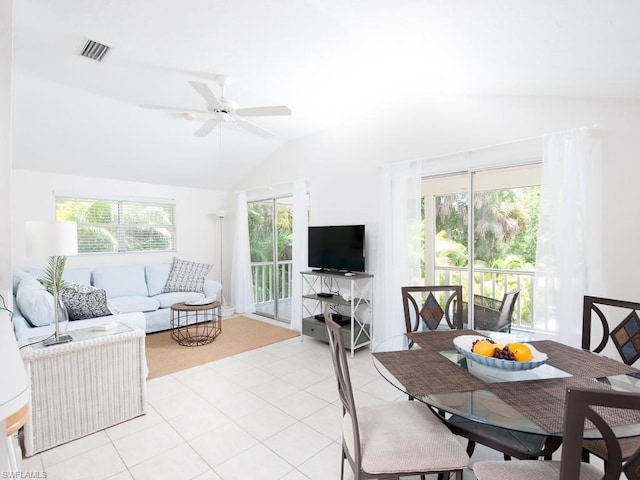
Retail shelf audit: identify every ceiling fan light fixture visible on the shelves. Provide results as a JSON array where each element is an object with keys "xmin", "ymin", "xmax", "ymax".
[
  {"xmin": 142, "ymin": 75, "xmax": 290, "ymax": 139},
  {"xmin": 221, "ymin": 98, "xmax": 239, "ymax": 111}
]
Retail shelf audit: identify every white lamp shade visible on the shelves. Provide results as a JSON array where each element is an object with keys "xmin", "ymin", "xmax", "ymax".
[
  {"xmin": 216, "ymin": 209, "xmax": 228, "ymax": 219},
  {"xmin": 26, "ymin": 221, "xmax": 78, "ymax": 257}
]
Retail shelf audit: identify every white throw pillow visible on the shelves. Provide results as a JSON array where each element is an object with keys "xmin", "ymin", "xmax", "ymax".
[
  {"xmin": 162, "ymin": 257, "xmax": 212, "ymax": 293},
  {"xmin": 15, "ymin": 276, "xmax": 54, "ymax": 327}
]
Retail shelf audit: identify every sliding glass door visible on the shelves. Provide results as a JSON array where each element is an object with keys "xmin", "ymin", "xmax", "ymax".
[
  {"xmin": 423, "ymin": 164, "xmax": 541, "ymax": 330},
  {"xmin": 247, "ymin": 197, "xmax": 294, "ymax": 323}
]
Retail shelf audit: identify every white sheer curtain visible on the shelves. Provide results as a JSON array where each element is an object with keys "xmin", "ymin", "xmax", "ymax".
[
  {"xmin": 290, "ymin": 180, "xmax": 308, "ymax": 331},
  {"xmin": 373, "ymin": 161, "xmax": 422, "ymax": 347},
  {"xmin": 231, "ymin": 191, "xmax": 256, "ymax": 314},
  {"xmin": 534, "ymin": 127, "xmax": 603, "ymax": 346}
]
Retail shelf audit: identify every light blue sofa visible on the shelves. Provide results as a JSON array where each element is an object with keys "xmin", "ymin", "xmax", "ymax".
[{"xmin": 12, "ymin": 263, "xmax": 222, "ymax": 340}]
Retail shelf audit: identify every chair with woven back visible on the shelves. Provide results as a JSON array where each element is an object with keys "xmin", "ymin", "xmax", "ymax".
[
  {"xmin": 323, "ymin": 307, "xmax": 469, "ymax": 480},
  {"xmin": 401, "ymin": 285, "xmax": 561, "ymax": 461},
  {"xmin": 581, "ymin": 295, "xmax": 640, "ymax": 466},
  {"xmin": 473, "ymin": 387, "xmax": 640, "ymax": 479}
]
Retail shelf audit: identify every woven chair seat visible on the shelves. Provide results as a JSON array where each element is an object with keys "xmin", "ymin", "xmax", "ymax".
[
  {"xmin": 342, "ymin": 401, "xmax": 469, "ymax": 475},
  {"xmin": 473, "ymin": 459, "xmax": 603, "ymax": 480},
  {"xmin": 583, "ymin": 435, "xmax": 640, "ymax": 461}
]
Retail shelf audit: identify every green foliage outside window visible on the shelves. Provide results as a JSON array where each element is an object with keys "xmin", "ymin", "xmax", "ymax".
[
  {"xmin": 248, "ymin": 200, "xmax": 294, "ymax": 302},
  {"xmin": 434, "ymin": 187, "xmax": 540, "ymax": 325},
  {"xmin": 56, "ymin": 197, "xmax": 175, "ymax": 254},
  {"xmin": 435, "ymin": 187, "xmax": 539, "ymax": 268}
]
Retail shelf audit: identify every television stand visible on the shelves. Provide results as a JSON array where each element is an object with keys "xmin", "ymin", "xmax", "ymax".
[{"xmin": 300, "ymin": 270, "xmax": 373, "ymax": 357}]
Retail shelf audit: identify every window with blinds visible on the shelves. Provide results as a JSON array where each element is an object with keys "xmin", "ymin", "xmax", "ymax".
[{"xmin": 55, "ymin": 195, "xmax": 176, "ymax": 254}]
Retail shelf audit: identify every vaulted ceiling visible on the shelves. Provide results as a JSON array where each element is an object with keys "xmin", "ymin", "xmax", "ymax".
[{"xmin": 11, "ymin": 0, "xmax": 640, "ymax": 189}]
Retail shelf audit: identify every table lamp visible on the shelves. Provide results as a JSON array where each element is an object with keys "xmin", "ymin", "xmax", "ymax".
[{"xmin": 25, "ymin": 220, "xmax": 78, "ymax": 346}]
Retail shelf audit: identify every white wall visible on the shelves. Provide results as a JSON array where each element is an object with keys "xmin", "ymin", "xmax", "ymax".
[
  {"xmin": 12, "ymin": 169, "xmax": 229, "ymax": 286},
  {"xmin": 236, "ymin": 95, "xmax": 640, "ymax": 304},
  {"xmin": 0, "ymin": 0, "xmax": 13, "ymax": 297}
]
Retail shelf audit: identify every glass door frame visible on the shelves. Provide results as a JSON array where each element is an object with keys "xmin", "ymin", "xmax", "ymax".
[{"xmin": 248, "ymin": 195, "xmax": 294, "ymax": 323}]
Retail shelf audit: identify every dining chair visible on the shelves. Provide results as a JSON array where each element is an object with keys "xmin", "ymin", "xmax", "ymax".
[
  {"xmin": 324, "ymin": 309, "xmax": 469, "ymax": 480},
  {"xmin": 581, "ymin": 295, "xmax": 640, "ymax": 465},
  {"xmin": 473, "ymin": 289, "xmax": 520, "ymax": 333},
  {"xmin": 401, "ymin": 285, "xmax": 463, "ymax": 333},
  {"xmin": 473, "ymin": 387, "xmax": 640, "ymax": 480},
  {"xmin": 401, "ymin": 285, "xmax": 561, "ymax": 461}
]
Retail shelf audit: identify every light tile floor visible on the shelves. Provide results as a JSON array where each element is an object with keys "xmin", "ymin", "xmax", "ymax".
[{"xmin": 17, "ymin": 315, "xmax": 507, "ymax": 480}]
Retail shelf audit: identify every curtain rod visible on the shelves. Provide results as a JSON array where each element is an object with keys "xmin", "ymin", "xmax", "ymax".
[{"xmin": 382, "ymin": 124, "xmax": 599, "ymax": 167}]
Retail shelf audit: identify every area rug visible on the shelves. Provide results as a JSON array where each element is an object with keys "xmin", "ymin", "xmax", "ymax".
[{"xmin": 145, "ymin": 316, "xmax": 299, "ymax": 379}]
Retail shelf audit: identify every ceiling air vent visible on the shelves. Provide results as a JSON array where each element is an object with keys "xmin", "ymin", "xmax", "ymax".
[{"xmin": 80, "ymin": 39, "xmax": 111, "ymax": 62}]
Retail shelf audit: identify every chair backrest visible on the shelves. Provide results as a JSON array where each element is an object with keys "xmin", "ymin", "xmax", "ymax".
[
  {"xmin": 497, "ymin": 289, "xmax": 520, "ymax": 332},
  {"xmin": 472, "ymin": 290, "xmax": 520, "ymax": 332},
  {"xmin": 582, "ymin": 296, "xmax": 640, "ymax": 366},
  {"xmin": 401, "ymin": 285, "xmax": 463, "ymax": 333},
  {"xmin": 324, "ymin": 307, "xmax": 362, "ymax": 468},
  {"xmin": 559, "ymin": 387, "xmax": 640, "ymax": 479}
]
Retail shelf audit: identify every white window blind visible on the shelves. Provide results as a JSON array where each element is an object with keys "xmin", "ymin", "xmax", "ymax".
[{"xmin": 55, "ymin": 196, "xmax": 176, "ymax": 254}]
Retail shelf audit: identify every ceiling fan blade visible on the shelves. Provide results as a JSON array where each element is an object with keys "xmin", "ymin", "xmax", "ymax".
[
  {"xmin": 236, "ymin": 106, "xmax": 292, "ymax": 117},
  {"xmin": 236, "ymin": 118, "xmax": 274, "ymax": 138},
  {"xmin": 188, "ymin": 81, "xmax": 223, "ymax": 110},
  {"xmin": 140, "ymin": 104, "xmax": 208, "ymax": 114},
  {"xmin": 193, "ymin": 118, "xmax": 221, "ymax": 137}
]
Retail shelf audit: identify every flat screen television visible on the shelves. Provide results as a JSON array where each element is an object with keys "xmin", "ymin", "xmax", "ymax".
[{"xmin": 308, "ymin": 225, "xmax": 365, "ymax": 273}]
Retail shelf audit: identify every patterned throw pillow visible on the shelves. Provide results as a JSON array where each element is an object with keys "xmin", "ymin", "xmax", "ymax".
[
  {"xmin": 61, "ymin": 283, "xmax": 114, "ymax": 320},
  {"xmin": 162, "ymin": 257, "xmax": 212, "ymax": 293}
]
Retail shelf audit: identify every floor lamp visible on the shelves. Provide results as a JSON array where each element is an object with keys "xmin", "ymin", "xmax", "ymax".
[
  {"xmin": 216, "ymin": 209, "xmax": 228, "ymax": 308},
  {"xmin": 25, "ymin": 220, "xmax": 78, "ymax": 346}
]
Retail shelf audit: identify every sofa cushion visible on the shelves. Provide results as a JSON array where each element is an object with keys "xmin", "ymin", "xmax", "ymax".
[
  {"xmin": 145, "ymin": 263, "xmax": 172, "ymax": 297},
  {"xmin": 162, "ymin": 257, "xmax": 212, "ymax": 293},
  {"xmin": 13, "ymin": 270, "xmax": 31, "ymax": 295},
  {"xmin": 109, "ymin": 296, "xmax": 160, "ymax": 313},
  {"xmin": 63, "ymin": 268, "xmax": 93, "ymax": 285},
  {"xmin": 152, "ymin": 292, "xmax": 205, "ymax": 309},
  {"xmin": 15, "ymin": 276, "xmax": 53, "ymax": 327},
  {"xmin": 93, "ymin": 265, "xmax": 149, "ymax": 298},
  {"xmin": 61, "ymin": 283, "xmax": 115, "ymax": 320},
  {"xmin": 27, "ymin": 267, "xmax": 93, "ymax": 286}
]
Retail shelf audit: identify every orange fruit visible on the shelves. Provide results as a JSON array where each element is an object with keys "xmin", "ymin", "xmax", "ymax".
[
  {"xmin": 472, "ymin": 340, "xmax": 497, "ymax": 357},
  {"xmin": 508, "ymin": 343, "xmax": 532, "ymax": 362}
]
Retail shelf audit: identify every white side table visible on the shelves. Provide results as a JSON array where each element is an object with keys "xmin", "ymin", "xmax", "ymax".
[{"xmin": 20, "ymin": 323, "xmax": 147, "ymax": 456}]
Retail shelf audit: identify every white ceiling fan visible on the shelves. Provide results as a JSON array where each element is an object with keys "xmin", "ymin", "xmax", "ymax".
[{"xmin": 140, "ymin": 75, "xmax": 291, "ymax": 138}]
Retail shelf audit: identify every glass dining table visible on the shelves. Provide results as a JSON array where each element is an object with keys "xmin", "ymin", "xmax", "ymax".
[{"xmin": 372, "ymin": 329, "xmax": 640, "ymax": 440}]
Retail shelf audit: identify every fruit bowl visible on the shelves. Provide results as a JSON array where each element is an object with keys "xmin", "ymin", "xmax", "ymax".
[{"xmin": 453, "ymin": 335, "xmax": 548, "ymax": 371}]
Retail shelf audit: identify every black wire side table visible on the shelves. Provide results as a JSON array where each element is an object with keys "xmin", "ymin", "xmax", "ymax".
[{"xmin": 170, "ymin": 301, "xmax": 222, "ymax": 346}]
